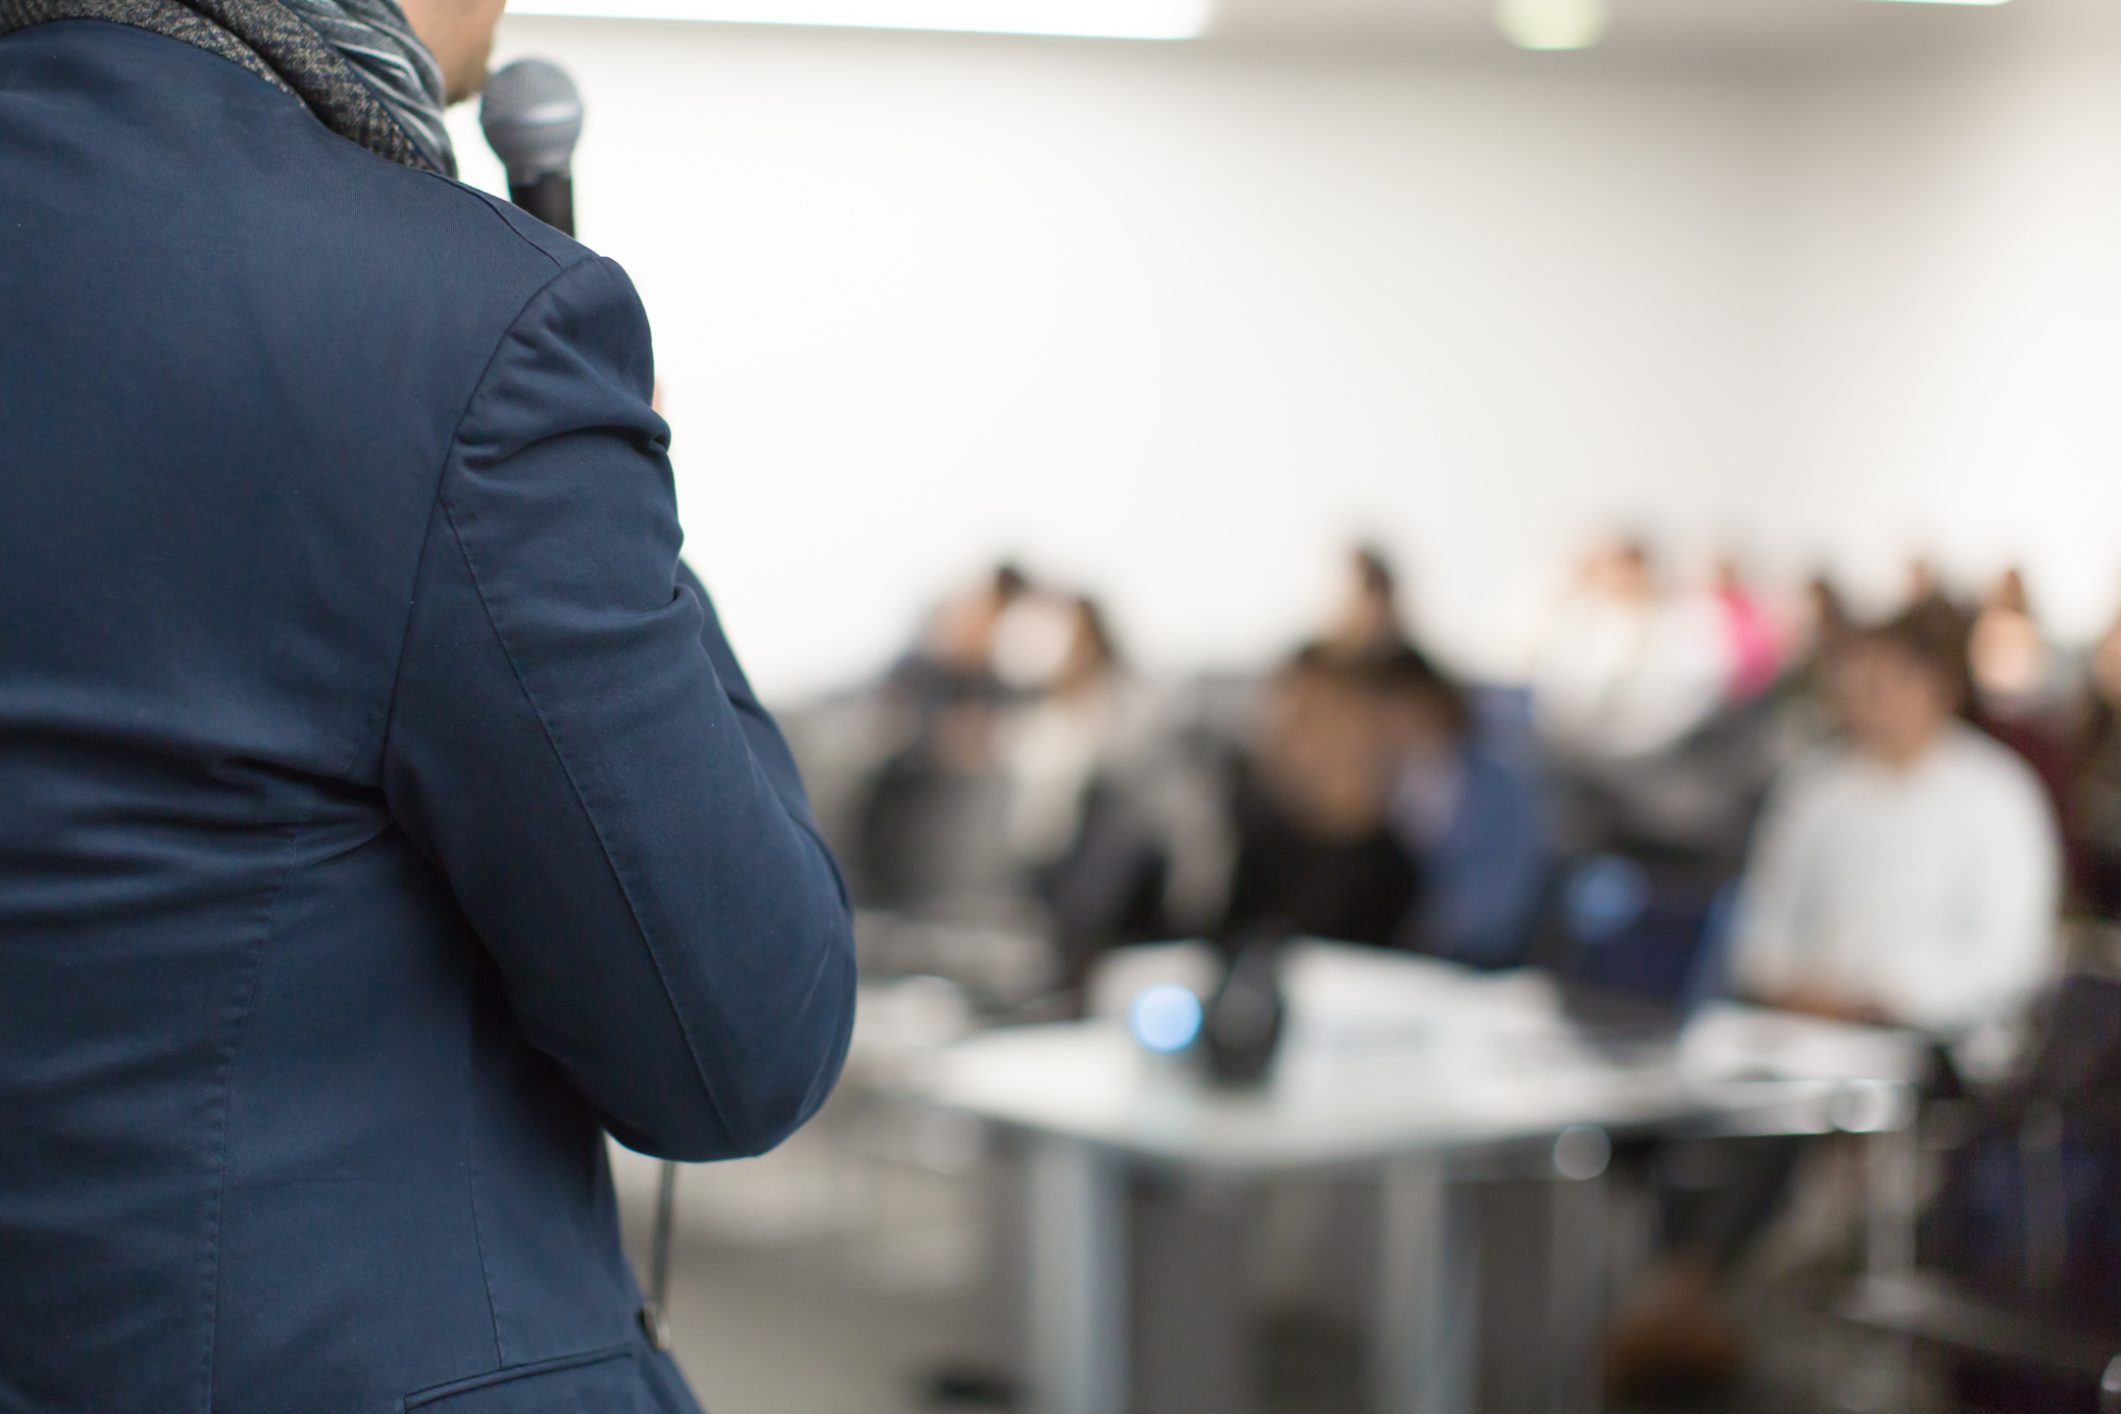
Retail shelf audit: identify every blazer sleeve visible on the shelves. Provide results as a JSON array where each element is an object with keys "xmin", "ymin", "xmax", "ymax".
[{"xmin": 381, "ymin": 255, "xmax": 856, "ymax": 1162}]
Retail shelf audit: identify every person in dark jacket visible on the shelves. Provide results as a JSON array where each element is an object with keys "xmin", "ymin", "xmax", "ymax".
[
  {"xmin": 1369, "ymin": 647, "xmax": 1551, "ymax": 968},
  {"xmin": 0, "ymin": 2, "xmax": 857, "ymax": 1410},
  {"xmin": 1221, "ymin": 647, "xmax": 1421, "ymax": 948}
]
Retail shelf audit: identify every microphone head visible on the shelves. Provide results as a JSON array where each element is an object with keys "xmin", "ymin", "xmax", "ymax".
[{"xmin": 480, "ymin": 59, "xmax": 583, "ymax": 183}]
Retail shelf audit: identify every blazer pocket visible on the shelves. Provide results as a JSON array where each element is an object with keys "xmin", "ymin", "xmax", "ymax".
[{"xmin": 403, "ymin": 1343, "xmax": 647, "ymax": 1412}]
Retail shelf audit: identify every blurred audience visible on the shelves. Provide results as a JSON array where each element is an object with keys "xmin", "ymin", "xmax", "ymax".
[
  {"xmin": 1528, "ymin": 537, "xmax": 1729, "ymax": 761},
  {"xmin": 1610, "ymin": 608, "xmax": 2064, "ymax": 1399},
  {"xmin": 1785, "ymin": 572, "xmax": 1851, "ymax": 682},
  {"xmin": 1371, "ymin": 646, "xmax": 1550, "ymax": 968},
  {"xmin": 1798, "ymin": 572, "xmax": 1852, "ymax": 656},
  {"xmin": 998, "ymin": 594, "xmax": 1145, "ymax": 871},
  {"xmin": 1709, "ymin": 555, "xmax": 1784, "ymax": 701},
  {"xmin": 996, "ymin": 593, "xmax": 1238, "ymax": 974},
  {"xmin": 2068, "ymin": 609, "xmax": 2121, "ymax": 922},
  {"xmin": 1529, "ymin": 538, "xmax": 1784, "ymax": 867},
  {"xmin": 1733, "ymin": 610, "xmax": 2062, "ymax": 1053},
  {"xmin": 1762, "ymin": 572, "xmax": 1853, "ymax": 737},
  {"xmin": 1969, "ymin": 567, "xmax": 2055, "ymax": 709},
  {"xmin": 1968, "ymin": 566, "xmax": 2076, "ymax": 820},
  {"xmin": 857, "ymin": 563, "xmax": 1035, "ymax": 907},
  {"xmin": 809, "ymin": 534, "xmax": 2115, "ymax": 1407},
  {"xmin": 1320, "ymin": 542, "xmax": 1415, "ymax": 662},
  {"xmin": 879, "ymin": 558, "xmax": 1036, "ymax": 780},
  {"xmin": 896, "ymin": 560, "xmax": 1032, "ymax": 716},
  {"xmin": 1219, "ymin": 646, "xmax": 1420, "ymax": 948},
  {"xmin": 839, "ymin": 540, "xmax": 2119, "ymax": 982},
  {"xmin": 1900, "ymin": 553, "xmax": 1975, "ymax": 655}
]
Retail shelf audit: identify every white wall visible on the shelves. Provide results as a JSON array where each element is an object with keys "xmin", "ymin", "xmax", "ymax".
[
  {"xmin": 1767, "ymin": 1, "xmax": 2121, "ymax": 642},
  {"xmin": 448, "ymin": 23, "xmax": 1781, "ymax": 692},
  {"xmin": 443, "ymin": 6, "xmax": 2121, "ymax": 696}
]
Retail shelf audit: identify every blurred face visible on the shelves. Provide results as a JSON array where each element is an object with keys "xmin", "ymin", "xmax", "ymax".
[
  {"xmin": 1583, "ymin": 542, "xmax": 1653, "ymax": 600},
  {"xmin": 1333, "ymin": 557, "xmax": 1398, "ymax": 650},
  {"xmin": 1262, "ymin": 668, "xmax": 1339, "ymax": 769},
  {"xmin": 2094, "ymin": 621, "xmax": 2121, "ymax": 707},
  {"xmin": 1260, "ymin": 668, "xmax": 1390, "ymax": 835},
  {"xmin": 1055, "ymin": 607, "xmax": 1113, "ymax": 691},
  {"xmin": 400, "ymin": 0, "xmax": 509, "ymax": 103},
  {"xmin": 930, "ymin": 597, "xmax": 998, "ymax": 670},
  {"xmin": 1377, "ymin": 688, "xmax": 1454, "ymax": 764},
  {"xmin": 1831, "ymin": 638, "xmax": 1951, "ymax": 764}
]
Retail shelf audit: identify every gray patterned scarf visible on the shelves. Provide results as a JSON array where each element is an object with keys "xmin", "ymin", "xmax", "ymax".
[{"xmin": 0, "ymin": 0, "xmax": 456, "ymax": 175}]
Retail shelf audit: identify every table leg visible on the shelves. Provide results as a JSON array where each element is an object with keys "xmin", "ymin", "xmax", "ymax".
[
  {"xmin": 1373, "ymin": 1157, "xmax": 1478, "ymax": 1414},
  {"xmin": 1863, "ymin": 1119, "xmax": 1919, "ymax": 1278},
  {"xmin": 1546, "ymin": 1128, "xmax": 1611, "ymax": 1414},
  {"xmin": 1026, "ymin": 1134, "xmax": 1128, "ymax": 1414},
  {"xmin": 1856, "ymin": 1109, "xmax": 1921, "ymax": 1411},
  {"xmin": 1132, "ymin": 1178, "xmax": 1254, "ymax": 1414}
]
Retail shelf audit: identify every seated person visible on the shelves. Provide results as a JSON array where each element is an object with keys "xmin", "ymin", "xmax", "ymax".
[
  {"xmin": 1369, "ymin": 647, "xmax": 1550, "ymax": 968},
  {"xmin": 1000, "ymin": 596, "xmax": 1190, "ymax": 989},
  {"xmin": 887, "ymin": 560, "xmax": 1036, "ymax": 726},
  {"xmin": 1319, "ymin": 542, "xmax": 1416, "ymax": 663},
  {"xmin": 2069, "ymin": 608, "xmax": 2121, "ymax": 920},
  {"xmin": 857, "ymin": 563, "xmax": 1036, "ymax": 903},
  {"xmin": 1528, "ymin": 536, "xmax": 1729, "ymax": 762},
  {"xmin": 1000, "ymin": 594, "xmax": 1141, "ymax": 872},
  {"xmin": 1732, "ymin": 610, "xmax": 2062, "ymax": 1048},
  {"xmin": 1766, "ymin": 572, "xmax": 1851, "ymax": 729},
  {"xmin": 1969, "ymin": 566, "xmax": 2073, "ymax": 819},
  {"xmin": 1899, "ymin": 552, "xmax": 1974, "ymax": 653},
  {"xmin": 1609, "ymin": 610, "xmax": 2063, "ymax": 1397},
  {"xmin": 1710, "ymin": 555, "xmax": 1784, "ymax": 702},
  {"xmin": 1221, "ymin": 647, "xmax": 1420, "ymax": 948}
]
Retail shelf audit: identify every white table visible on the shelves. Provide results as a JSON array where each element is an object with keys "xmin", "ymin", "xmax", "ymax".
[{"xmin": 901, "ymin": 942, "xmax": 1928, "ymax": 1414}]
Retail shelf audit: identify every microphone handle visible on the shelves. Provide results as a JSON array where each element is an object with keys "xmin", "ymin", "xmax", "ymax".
[{"xmin": 507, "ymin": 172, "xmax": 576, "ymax": 237}]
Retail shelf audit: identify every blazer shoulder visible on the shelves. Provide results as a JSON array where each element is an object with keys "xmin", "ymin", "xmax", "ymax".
[{"xmin": 401, "ymin": 170, "xmax": 599, "ymax": 278}]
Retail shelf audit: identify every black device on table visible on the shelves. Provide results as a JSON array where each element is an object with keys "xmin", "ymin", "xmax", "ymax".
[{"xmin": 1199, "ymin": 925, "xmax": 1292, "ymax": 1086}]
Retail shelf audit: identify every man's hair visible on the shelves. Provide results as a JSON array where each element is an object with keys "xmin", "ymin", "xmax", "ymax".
[
  {"xmin": 1361, "ymin": 643, "xmax": 1473, "ymax": 738},
  {"xmin": 1843, "ymin": 608, "xmax": 1972, "ymax": 710},
  {"xmin": 990, "ymin": 561, "xmax": 1031, "ymax": 601},
  {"xmin": 1282, "ymin": 639, "xmax": 1359, "ymax": 678},
  {"xmin": 1278, "ymin": 640, "xmax": 1379, "ymax": 699},
  {"xmin": 1071, "ymin": 595, "xmax": 1122, "ymax": 672},
  {"xmin": 1352, "ymin": 544, "xmax": 1398, "ymax": 599}
]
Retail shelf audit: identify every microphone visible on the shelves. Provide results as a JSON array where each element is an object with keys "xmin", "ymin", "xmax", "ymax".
[{"xmin": 480, "ymin": 59, "xmax": 584, "ymax": 237}]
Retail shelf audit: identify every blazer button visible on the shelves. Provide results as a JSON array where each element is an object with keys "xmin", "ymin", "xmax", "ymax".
[{"xmin": 639, "ymin": 1300, "xmax": 673, "ymax": 1352}]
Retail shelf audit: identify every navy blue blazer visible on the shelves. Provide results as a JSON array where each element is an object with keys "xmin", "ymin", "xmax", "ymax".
[
  {"xmin": 0, "ymin": 20, "xmax": 857, "ymax": 1412},
  {"xmin": 1394, "ymin": 744, "xmax": 1551, "ymax": 970}
]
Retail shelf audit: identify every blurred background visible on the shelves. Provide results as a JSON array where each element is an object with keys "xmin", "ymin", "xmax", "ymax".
[{"xmin": 443, "ymin": 3, "xmax": 2121, "ymax": 1411}]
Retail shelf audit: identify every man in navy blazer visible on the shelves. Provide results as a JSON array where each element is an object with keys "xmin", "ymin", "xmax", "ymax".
[{"xmin": 0, "ymin": 0, "xmax": 857, "ymax": 1407}]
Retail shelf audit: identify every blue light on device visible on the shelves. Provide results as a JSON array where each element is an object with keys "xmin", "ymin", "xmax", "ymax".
[{"xmin": 1129, "ymin": 984, "xmax": 1204, "ymax": 1055}]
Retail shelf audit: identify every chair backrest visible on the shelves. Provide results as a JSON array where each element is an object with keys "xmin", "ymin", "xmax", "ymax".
[
  {"xmin": 1553, "ymin": 854, "xmax": 1737, "ymax": 1015},
  {"xmin": 1923, "ymin": 971, "xmax": 2121, "ymax": 1325},
  {"xmin": 2023, "ymin": 973, "xmax": 2121, "ymax": 1106}
]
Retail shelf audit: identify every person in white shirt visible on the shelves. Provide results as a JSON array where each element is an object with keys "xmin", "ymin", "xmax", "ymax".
[
  {"xmin": 1529, "ymin": 537, "xmax": 1732, "ymax": 761},
  {"xmin": 1608, "ymin": 610, "xmax": 2064, "ymax": 1400},
  {"xmin": 1732, "ymin": 613, "xmax": 2063, "ymax": 1049}
]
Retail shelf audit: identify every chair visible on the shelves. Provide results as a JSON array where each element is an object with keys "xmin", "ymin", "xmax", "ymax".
[
  {"xmin": 1841, "ymin": 973, "xmax": 2121, "ymax": 1412},
  {"xmin": 1842, "ymin": 1271, "xmax": 2121, "ymax": 1410}
]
